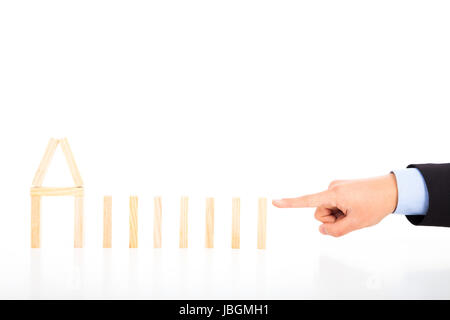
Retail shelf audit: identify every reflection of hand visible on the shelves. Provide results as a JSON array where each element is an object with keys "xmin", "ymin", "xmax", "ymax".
[{"xmin": 272, "ymin": 174, "xmax": 398, "ymax": 237}]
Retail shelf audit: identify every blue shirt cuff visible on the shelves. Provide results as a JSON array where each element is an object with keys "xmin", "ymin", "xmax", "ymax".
[{"xmin": 392, "ymin": 168, "xmax": 429, "ymax": 215}]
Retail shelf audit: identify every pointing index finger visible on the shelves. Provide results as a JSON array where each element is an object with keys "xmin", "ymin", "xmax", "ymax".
[{"xmin": 272, "ymin": 190, "xmax": 334, "ymax": 208}]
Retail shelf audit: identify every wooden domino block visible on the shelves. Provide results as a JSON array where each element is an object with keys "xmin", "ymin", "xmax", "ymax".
[
  {"xmin": 32, "ymin": 138, "xmax": 59, "ymax": 187},
  {"xmin": 74, "ymin": 196, "xmax": 84, "ymax": 248},
  {"xmin": 103, "ymin": 196, "xmax": 112, "ymax": 248},
  {"xmin": 232, "ymin": 197, "xmax": 240, "ymax": 249},
  {"xmin": 60, "ymin": 137, "xmax": 84, "ymax": 186},
  {"xmin": 31, "ymin": 196, "xmax": 41, "ymax": 248},
  {"xmin": 257, "ymin": 197, "xmax": 267, "ymax": 250},
  {"xmin": 30, "ymin": 138, "xmax": 84, "ymax": 248},
  {"xmin": 30, "ymin": 187, "xmax": 84, "ymax": 197},
  {"xmin": 179, "ymin": 197, "xmax": 188, "ymax": 248},
  {"xmin": 153, "ymin": 196, "xmax": 162, "ymax": 248},
  {"xmin": 129, "ymin": 196, "xmax": 138, "ymax": 248},
  {"xmin": 205, "ymin": 197, "xmax": 214, "ymax": 248}
]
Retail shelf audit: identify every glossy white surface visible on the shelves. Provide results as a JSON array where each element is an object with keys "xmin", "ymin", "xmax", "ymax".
[{"xmin": 2, "ymin": 241, "xmax": 450, "ymax": 299}]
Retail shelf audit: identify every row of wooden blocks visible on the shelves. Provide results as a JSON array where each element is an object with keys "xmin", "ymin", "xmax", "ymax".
[
  {"xmin": 107, "ymin": 196, "xmax": 267, "ymax": 249},
  {"xmin": 30, "ymin": 138, "xmax": 268, "ymax": 249}
]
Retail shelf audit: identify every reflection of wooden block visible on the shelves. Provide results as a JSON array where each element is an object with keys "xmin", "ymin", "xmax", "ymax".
[
  {"xmin": 60, "ymin": 138, "xmax": 84, "ymax": 186},
  {"xmin": 103, "ymin": 196, "xmax": 112, "ymax": 248},
  {"xmin": 153, "ymin": 197, "xmax": 162, "ymax": 248},
  {"xmin": 74, "ymin": 196, "xmax": 84, "ymax": 248},
  {"xmin": 257, "ymin": 198, "xmax": 267, "ymax": 250},
  {"xmin": 32, "ymin": 138, "xmax": 59, "ymax": 187},
  {"xmin": 205, "ymin": 198, "xmax": 214, "ymax": 248},
  {"xmin": 31, "ymin": 196, "xmax": 41, "ymax": 248},
  {"xmin": 129, "ymin": 196, "xmax": 138, "ymax": 248},
  {"xmin": 179, "ymin": 197, "xmax": 188, "ymax": 248},
  {"xmin": 232, "ymin": 197, "xmax": 240, "ymax": 249}
]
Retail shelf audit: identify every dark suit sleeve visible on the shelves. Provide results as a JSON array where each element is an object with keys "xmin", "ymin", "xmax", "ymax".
[{"xmin": 405, "ymin": 163, "xmax": 450, "ymax": 227}]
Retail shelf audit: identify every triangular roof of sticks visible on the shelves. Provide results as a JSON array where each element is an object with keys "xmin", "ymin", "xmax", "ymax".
[{"xmin": 32, "ymin": 138, "xmax": 84, "ymax": 187}]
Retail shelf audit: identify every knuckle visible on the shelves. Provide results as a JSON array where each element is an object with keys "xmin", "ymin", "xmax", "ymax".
[
  {"xmin": 330, "ymin": 185, "xmax": 345, "ymax": 201},
  {"xmin": 328, "ymin": 180, "xmax": 339, "ymax": 189},
  {"xmin": 326, "ymin": 187, "xmax": 342, "ymax": 207},
  {"xmin": 314, "ymin": 210, "xmax": 320, "ymax": 220},
  {"xmin": 331, "ymin": 230, "xmax": 343, "ymax": 237},
  {"xmin": 332, "ymin": 184, "xmax": 344, "ymax": 193}
]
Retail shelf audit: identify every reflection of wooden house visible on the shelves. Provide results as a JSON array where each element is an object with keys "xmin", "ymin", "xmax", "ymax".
[{"xmin": 30, "ymin": 138, "xmax": 84, "ymax": 248}]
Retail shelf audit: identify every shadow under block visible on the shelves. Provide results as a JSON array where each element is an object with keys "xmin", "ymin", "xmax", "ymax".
[
  {"xmin": 257, "ymin": 197, "xmax": 267, "ymax": 250},
  {"xmin": 232, "ymin": 197, "xmax": 240, "ymax": 249},
  {"xmin": 129, "ymin": 196, "xmax": 138, "ymax": 248},
  {"xmin": 31, "ymin": 196, "xmax": 41, "ymax": 248},
  {"xmin": 179, "ymin": 197, "xmax": 188, "ymax": 248},
  {"xmin": 205, "ymin": 198, "xmax": 214, "ymax": 248},
  {"xmin": 103, "ymin": 196, "xmax": 112, "ymax": 248},
  {"xmin": 153, "ymin": 197, "xmax": 162, "ymax": 248}
]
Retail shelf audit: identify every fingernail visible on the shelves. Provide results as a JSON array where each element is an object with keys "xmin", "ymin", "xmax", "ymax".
[{"xmin": 319, "ymin": 225, "xmax": 328, "ymax": 235}]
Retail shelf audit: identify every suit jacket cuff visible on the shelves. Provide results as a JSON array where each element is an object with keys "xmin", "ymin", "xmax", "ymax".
[{"xmin": 406, "ymin": 163, "xmax": 450, "ymax": 227}]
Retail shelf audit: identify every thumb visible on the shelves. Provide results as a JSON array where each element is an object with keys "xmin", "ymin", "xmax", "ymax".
[{"xmin": 319, "ymin": 218, "xmax": 355, "ymax": 237}]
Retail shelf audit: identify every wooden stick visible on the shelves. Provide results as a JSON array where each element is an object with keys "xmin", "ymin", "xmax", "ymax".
[
  {"xmin": 32, "ymin": 138, "xmax": 59, "ymax": 187},
  {"xmin": 257, "ymin": 197, "xmax": 267, "ymax": 250},
  {"xmin": 129, "ymin": 196, "xmax": 138, "ymax": 248},
  {"xmin": 232, "ymin": 197, "xmax": 240, "ymax": 249},
  {"xmin": 30, "ymin": 187, "xmax": 84, "ymax": 197},
  {"xmin": 31, "ymin": 196, "xmax": 41, "ymax": 248},
  {"xmin": 205, "ymin": 197, "xmax": 214, "ymax": 248},
  {"xmin": 74, "ymin": 196, "xmax": 84, "ymax": 248},
  {"xmin": 179, "ymin": 196, "xmax": 188, "ymax": 248},
  {"xmin": 60, "ymin": 138, "xmax": 84, "ymax": 186},
  {"xmin": 103, "ymin": 196, "xmax": 112, "ymax": 248},
  {"xmin": 153, "ymin": 196, "xmax": 162, "ymax": 248}
]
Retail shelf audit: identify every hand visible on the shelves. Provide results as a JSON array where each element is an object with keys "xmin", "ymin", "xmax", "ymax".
[{"xmin": 272, "ymin": 174, "xmax": 398, "ymax": 237}]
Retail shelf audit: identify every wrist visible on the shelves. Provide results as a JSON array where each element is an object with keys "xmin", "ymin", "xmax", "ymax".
[{"xmin": 385, "ymin": 173, "xmax": 398, "ymax": 214}]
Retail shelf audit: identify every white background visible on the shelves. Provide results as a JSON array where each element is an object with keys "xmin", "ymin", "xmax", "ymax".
[{"xmin": 1, "ymin": 0, "xmax": 450, "ymax": 299}]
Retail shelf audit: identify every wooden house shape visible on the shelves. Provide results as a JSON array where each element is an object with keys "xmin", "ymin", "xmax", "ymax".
[{"xmin": 30, "ymin": 138, "xmax": 84, "ymax": 248}]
